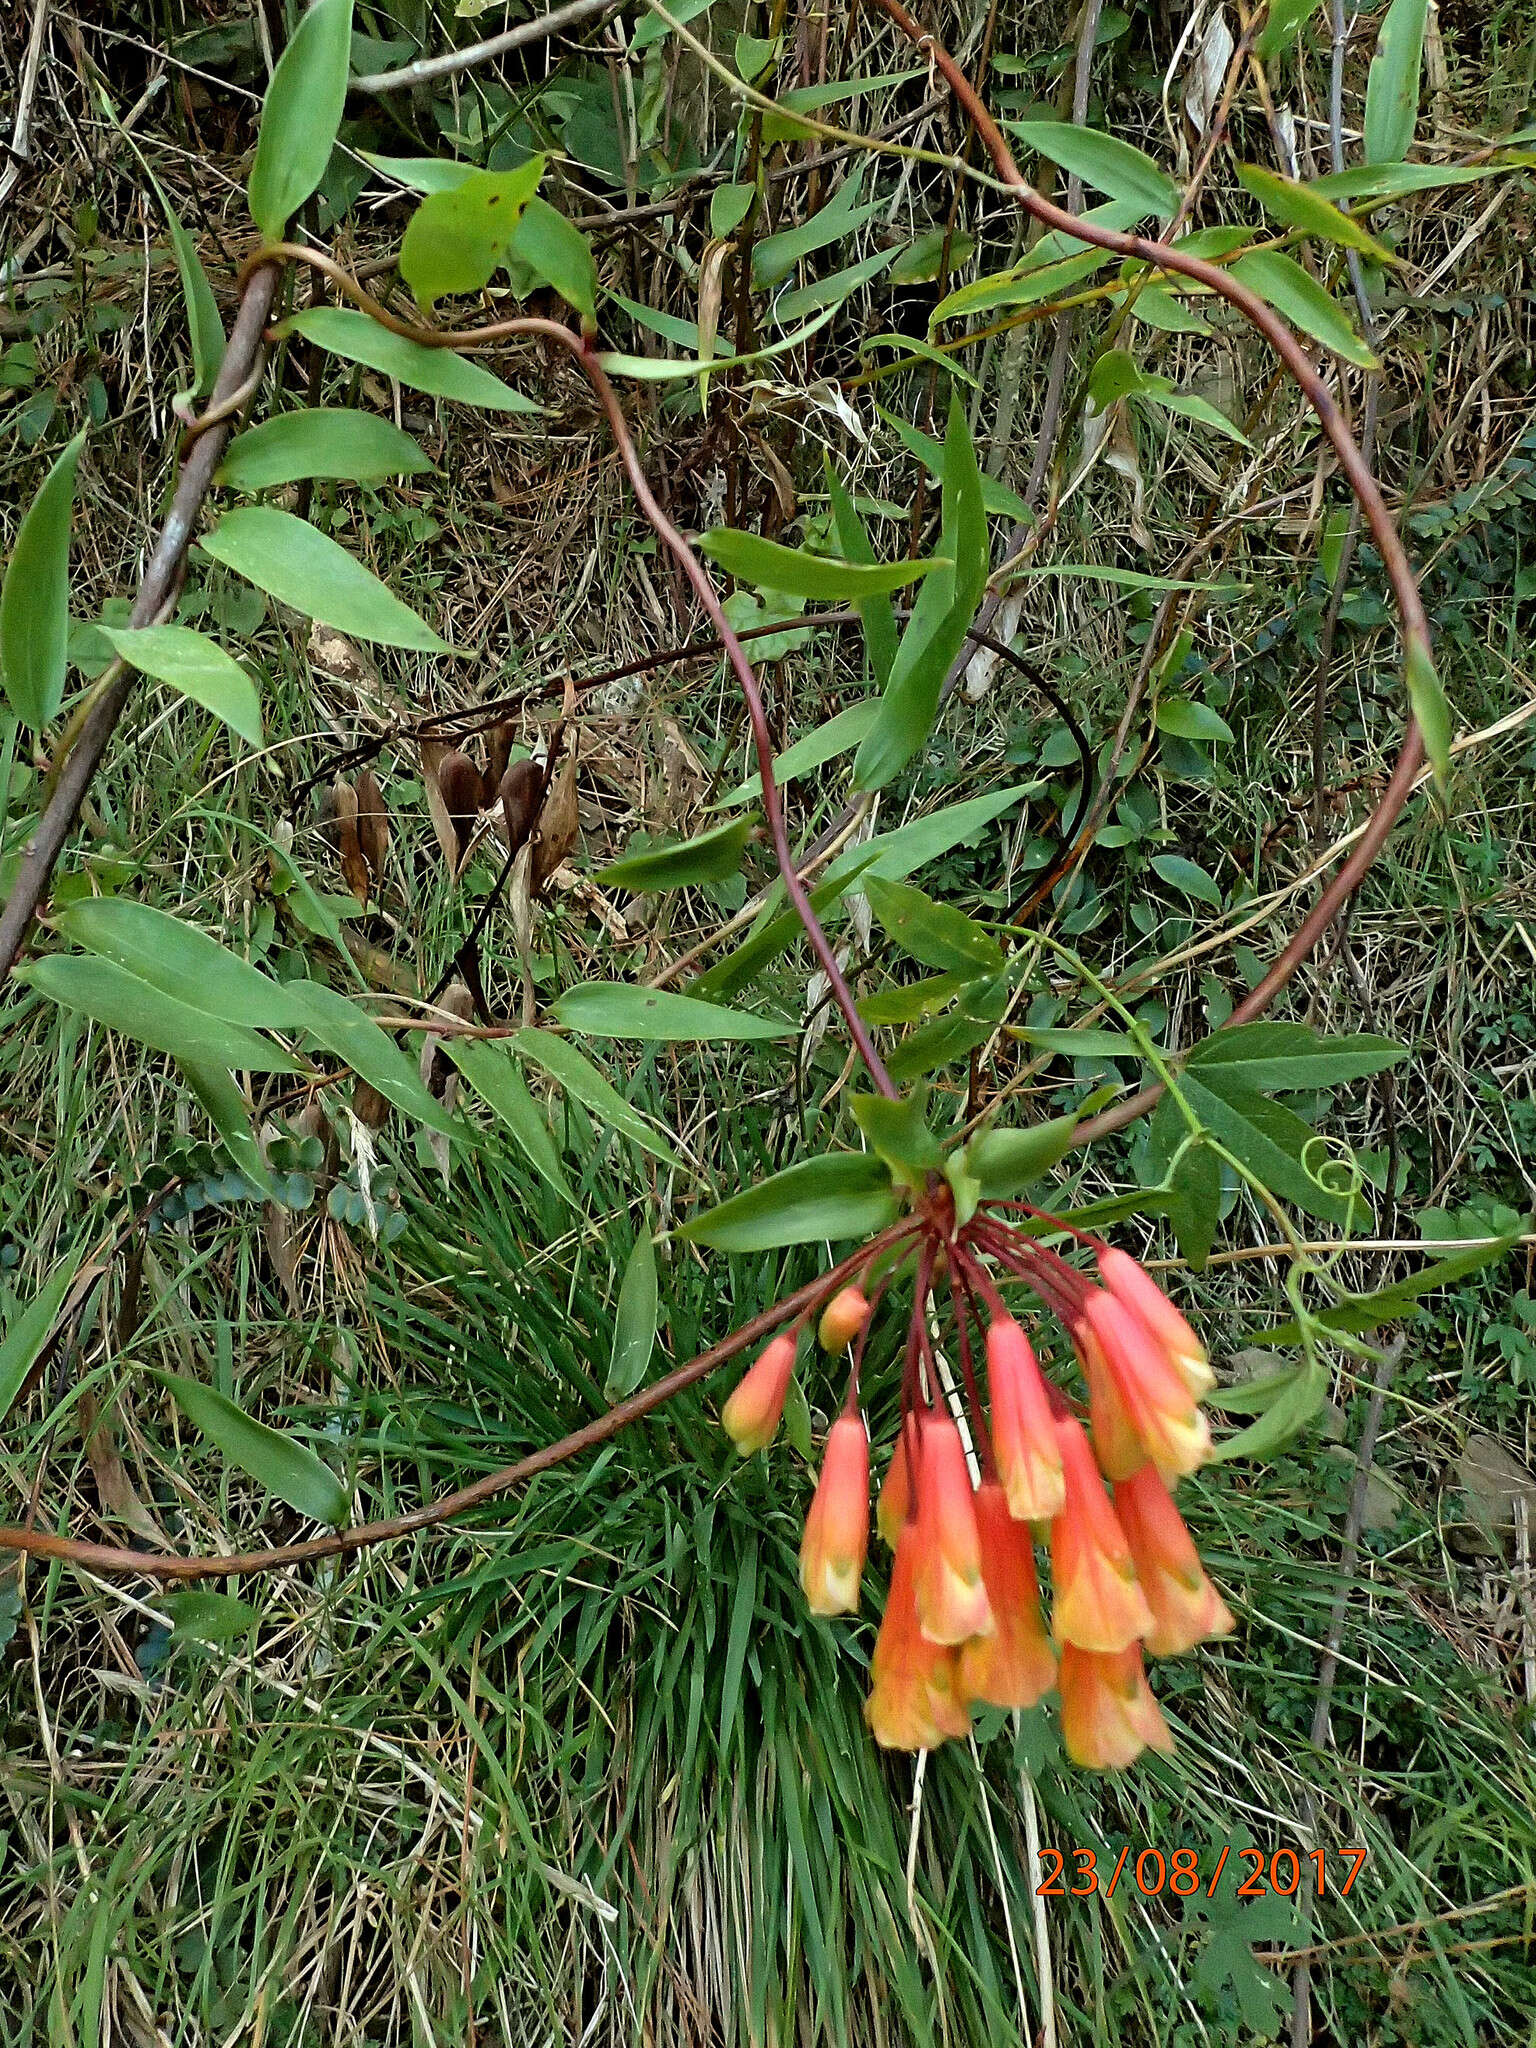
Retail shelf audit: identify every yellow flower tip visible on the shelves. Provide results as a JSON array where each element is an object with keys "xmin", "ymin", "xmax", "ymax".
[
  {"xmin": 1097, "ymin": 1245, "xmax": 1214, "ymax": 1399},
  {"xmin": 1049, "ymin": 1415, "xmax": 1154, "ymax": 1653},
  {"xmin": 1114, "ymin": 1462, "xmax": 1236, "ymax": 1658},
  {"xmin": 1058, "ymin": 1642, "xmax": 1175, "ymax": 1770},
  {"xmin": 985, "ymin": 1316, "xmax": 1066, "ymax": 1522},
  {"xmin": 913, "ymin": 1413, "xmax": 994, "ymax": 1646}
]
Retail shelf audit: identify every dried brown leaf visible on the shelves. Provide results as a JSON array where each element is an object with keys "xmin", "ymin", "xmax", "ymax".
[
  {"xmin": 331, "ymin": 775, "xmax": 370, "ymax": 907},
  {"xmin": 354, "ymin": 767, "xmax": 391, "ymax": 888}
]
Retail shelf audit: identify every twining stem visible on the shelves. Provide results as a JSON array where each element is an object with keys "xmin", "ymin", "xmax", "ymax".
[{"xmin": 0, "ymin": 1223, "xmax": 919, "ymax": 1582}]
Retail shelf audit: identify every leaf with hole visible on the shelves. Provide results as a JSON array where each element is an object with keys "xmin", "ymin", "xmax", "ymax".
[
  {"xmin": 199, "ymin": 508, "xmax": 450, "ymax": 652},
  {"xmin": 606, "ymin": 1228, "xmax": 659, "ymax": 1399},
  {"xmin": 595, "ymin": 817, "xmax": 753, "ymax": 892},
  {"xmin": 1229, "ymin": 249, "xmax": 1378, "ymax": 369},
  {"xmin": 285, "ymin": 307, "xmax": 540, "ymax": 411},
  {"xmin": 246, "ymin": 0, "xmax": 354, "ymax": 240},
  {"xmin": 217, "ymin": 409, "xmax": 434, "ymax": 491},
  {"xmin": 157, "ymin": 1371, "xmax": 350, "ymax": 1524},
  {"xmin": 447, "ymin": 1037, "xmax": 574, "ymax": 1202},
  {"xmin": 700, "ymin": 529, "xmax": 943, "ymax": 603},
  {"xmin": 1, "ymin": 430, "xmax": 86, "ymax": 728},
  {"xmin": 400, "ymin": 160, "xmax": 545, "ymax": 311},
  {"xmin": 1364, "ymin": 0, "xmax": 1430, "ymax": 165},
  {"xmin": 678, "ymin": 1152, "xmax": 900, "ymax": 1251},
  {"xmin": 19, "ymin": 954, "xmax": 305, "ymax": 1072},
  {"xmin": 1002, "ymin": 120, "xmax": 1179, "ymax": 214},
  {"xmin": 98, "ymin": 625, "xmax": 262, "ymax": 746},
  {"xmin": 512, "ymin": 1028, "xmax": 678, "ymax": 1166},
  {"xmin": 554, "ymin": 984, "xmax": 793, "ymax": 1042}
]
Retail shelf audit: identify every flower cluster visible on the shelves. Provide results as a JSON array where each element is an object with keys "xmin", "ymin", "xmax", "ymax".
[{"xmin": 721, "ymin": 1205, "xmax": 1232, "ymax": 1769}]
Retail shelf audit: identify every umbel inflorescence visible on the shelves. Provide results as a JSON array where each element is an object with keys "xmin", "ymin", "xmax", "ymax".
[{"xmin": 721, "ymin": 1197, "xmax": 1233, "ymax": 1769}]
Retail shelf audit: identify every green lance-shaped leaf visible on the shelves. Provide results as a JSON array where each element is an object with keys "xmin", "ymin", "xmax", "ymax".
[
  {"xmin": 98, "ymin": 625, "xmax": 262, "ymax": 746},
  {"xmin": 159, "ymin": 1590, "xmax": 260, "ymax": 1646},
  {"xmin": 605, "ymin": 1227, "xmax": 659, "ymax": 1399},
  {"xmin": 0, "ymin": 1252, "xmax": 84, "ymax": 1428},
  {"xmin": 511, "ymin": 1028, "xmax": 679, "ymax": 1166},
  {"xmin": 1235, "ymin": 164, "xmax": 1397, "ymax": 264},
  {"xmin": 509, "ymin": 197, "xmax": 598, "ymax": 333},
  {"xmin": 1228, "ymin": 249, "xmax": 1378, "ymax": 369},
  {"xmin": 1405, "ymin": 638, "xmax": 1451, "ymax": 788},
  {"xmin": 1155, "ymin": 696, "xmax": 1235, "ymax": 744},
  {"xmin": 156, "ymin": 1371, "xmax": 350, "ymax": 1524},
  {"xmin": 1364, "ymin": 0, "xmax": 1430, "ymax": 166},
  {"xmin": 284, "ymin": 307, "xmax": 541, "ymax": 412},
  {"xmin": 177, "ymin": 1059, "xmax": 277, "ymax": 1197},
  {"xmin": 961, "ymin": 1114, "xmax": 1080, "ymax": 1199},
  {"xmin": 553, "ymin": 984, "xmax": 794, "ymax": 1043},
  {"xmin": 1, "ymin": 430, "xmax": 86, "ymax": 728},
  {"xmin": 678, "ymin": 1152, "xmax": 901, "ymax": 1252},
  {"xmin": 863, "ymin": 875, "xmax": 1003, "ymax": 976},
  {"xmin": 1255, "ymin": 0, "xmax": 1319, "ymax": 60},
  {"xmin": 55, "ymin": 898, "xmax": 303, "ymax": 1030},
  {"xmin": 199, "ymin": 507, "xmax": 450, "ymax": 652},
  {"xmin": 850, "ymin": 1090, "xmax": 945, "ymax": 1187},
  {"xmin": 1002, "ymin": 119, "xmax": 1180, "ymax": 215},
  {"xmin": 147, "ymin": 170, "xmax": 224, "ymax": 397},
  {"xmin": 714, "ymin": 698, "xmax": 878, "ymax": 809},
  {"xmin": 826, "ymin": 462, "xmax": 897, "ymax": 689},
  {"xmin": 698, "ymin": 528, "xmax": 945, "ymax": 604},
  {"xmin": 216, "ymin": 410, "xmax": 434, "ymax": 492},
  {"xmin": 18, "ymin": 954, "xmax": 306, "ymax": 1072},
  {"xmin": 855, "ymin": 392, "xmax": 987, "ymax": 791},
  {"xmin": 399, "ymin": 159, "xmax": 545, "ymax": 313},
  {"xmin": 595, "ymin": 817, "xmax": 753, "ymax": 892},
  {"xmin": 285, "ymin": 981, "xmax": 466, "ymax": 1139},
  {"xmin": 1246, "ymin": 1230, "xmax": 1524, "ymax": 1349},
  {"xmin": 1150, "ymin": 853, "xmax": 1224, "ymax": 908},
  {"xmin": 444, "ymin": 1037, "xmax": 574, "ymax": 1203},
  {"xmin": 247, "ymin": 0, "xmax": 355, "ymax": 241},
  {"xmin": 1186, "ymin": 1020, "xmax": 1407, "ymax": 1091}
]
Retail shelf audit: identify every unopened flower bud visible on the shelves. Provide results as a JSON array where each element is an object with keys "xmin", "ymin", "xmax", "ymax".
[
  {"xmin": 818, "ymin": 1285, "xmax": 870, "ymax": 1354},
  {"xmin": 721, "ymin": 1333, "xmax": 796, "ymax": 1455},
  {"xmin": 913, "ymin": 1414, "xmax": 993, "ymax": 1645},
  {"xmin": 800, "ymin": 1414, "xmax": 870, "ymax": 1615}
]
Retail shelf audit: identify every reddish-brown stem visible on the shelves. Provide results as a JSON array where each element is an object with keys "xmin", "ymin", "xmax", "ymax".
[
  {"xmin": 0, "ymin": 1225, "xmax": 917, "ymax": 1582},
  {"xmin": 867, "ymin": 0, "xmax": 1433, "ymax": 1138},
  {"xmin": 947, "ymin": 1262, "xmax": 995, "ymax": 1482}
]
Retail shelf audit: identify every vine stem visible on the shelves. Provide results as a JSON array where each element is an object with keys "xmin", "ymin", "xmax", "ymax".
[
  {"xmin": 866, "ymin": 0, "xmax": 1433, "ymax": 1146},
  {"xmin": 0, "ymin": 1224, "xmax": 918, "ymax": 1582}
]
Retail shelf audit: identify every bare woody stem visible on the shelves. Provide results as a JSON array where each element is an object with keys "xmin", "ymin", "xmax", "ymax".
[
  {"xmin": 0, "ymin": 1224, "xmax": 918, "ymax": 1582},
  {"xmin": 866, "ymin": 0, "xmax": 1433, "ymax": 1142}
]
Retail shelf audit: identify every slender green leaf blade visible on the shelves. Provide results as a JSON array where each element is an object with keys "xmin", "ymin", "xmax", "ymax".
[
  {"xmin": 0, "ymin": 1253, "xmax": 83, "ymax": 1427},
  {"xmin": 1, "ymin": 430, "xmax": 86, "ymax": 727},
  {"xmin": 714, "ymin": 699, "xmax": 878, "ymax": 809},
  {"xmin": 216, "ymin": 410, "xmax": 433, "ymax": 491},
  {"xmin": 55, "ymin": 899, "xmax": 302, "ymax": 1029},
  {"xmin": 826, "ymin": 466, "xmax": 898, "ymax": 688},
  {"xmin": 18, "ymin": 954, "xmax": 304, "ymax": 1071},
  {"xmin": 1188, "ymin": 1021, "xmax": 1407, "ymax": 1090},
  {"xmin": 286, "ymin": 981, "xmax": 466, "ymax": 1138},
  {"xmin": 177, "ymin": 1060, "xmax": 277, "ymax": 1196},
  {"xmin": 1003, "ymin": 120, "xmax": 1179, "ymax": 213},
  {"xmin": 157, "ymin": 1371, "xmax": 350, "ymax": 1523},
  {"xmin": 1229, "ymin": 249, "xmax": 1378, "ymax": 369},
  {"xmin": 285, "ymin": 306, "xmax": 540, "ymax": 411},
  {"xmin": 963, "ymin": 1115, "xmax": 1079, "ymax": 1198},
  {"xmin": 1156, "ymin": 696, "xmax": 1235, "ymax": 743},
  {"xmin": 864, "ymin": 875, "xmax": 1002, "ymax": 975},
  {"xmin": 446, "ymin": 1037, "xmax": 574, "ymax": 1201},
  {"xmin": 247, "ymin": 0, "xmax": 354, "ymax": 241},
  {"xmin": 1406, "ymin": 638, "xmax": 1451, "ymax": 787},
  {"xmin": 1364, "ymin": 0, "xmax": 1430, "ymax": 165},
  {"xmin": 511, "ymin": 1028, "xmax": 679, "ymax": 1166},
  {"xmin": 1235, "ymin": 163, "xmax": 1396, "ymax": 262},
  {"xmin": 510, "ymin": 197, "xmax": 598, "ymax": 332},
  {"xmin": 554, "ymin": 984, "xmax": 793, "ymax": 1042},
  {"xmin": 199, "ymin": 507, "xmax": 450, "ymax": 652},
  {"xmin": 148, "ymin": 172, "xmax": 224, "ymax": 396},
  {"xmin": 678, "ymin": 1153, "xmax": 899, "ymax": 1250},
  {"xmin": 99, "ymin": 625, "xmax": 262, "ymax": 746},
  {"xmin": 605, "ymin": 1228, "xmax": 659, "ymax": 1399},
  {"xmin": 595, "ymin": 817, "xmax": 753, "ymax": 892},
  {"xmin": 700, "ymin": 528, "xmax": 943, "ymax": 602}
]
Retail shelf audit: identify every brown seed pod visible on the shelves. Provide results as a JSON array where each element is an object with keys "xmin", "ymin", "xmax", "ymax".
[
  {"xmin": 532, "ymin": 747, "xmax": 579, "ymax": 897},
  {"xmin": 486, "ymin": 718, "xmax": 517, "ymax": 794},
  {"xmin": 498, "ymin": 756, "xmax": 543, "ymax": 857},
  {"xmin": 353, "ymin": 1080, "xmax": 390, "ymax": 1129},
  {"xmin": 437, "ymin": 749, "xmax": 487, "ymax": 834},
  {"xmin": 354, "ymin": 768, "xmax": 391, "ymax": 889},
  {"xmin": 330, "ymin": 775, "xmax": 370, "ymax": 907}
]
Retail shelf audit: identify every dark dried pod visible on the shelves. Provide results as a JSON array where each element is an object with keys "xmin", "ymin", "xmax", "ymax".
[
  {"xmin": 353, "ymin": 1080, "xmax": 391, "ymax": 1130},
  {"xmin": 330, "ymin": 775, "xmax": 370, "ymax": 907},
  {"xmin": 498, "ymin": 756, "xmax": 543, "ymax": 857},
  {"xmin": 437, "ymin": 749, "xmax": 487, "ymax": 839},
  {"xmin": 532, "ymin": 748, "xmax": 579, "ymax": 897},
  {"xmin": 486, "ymin": 719, "xmax": 517, "ymax": 794},
  {"xmin": 354, "ymin": 767, "xmax": 391, "ymax": 888}
]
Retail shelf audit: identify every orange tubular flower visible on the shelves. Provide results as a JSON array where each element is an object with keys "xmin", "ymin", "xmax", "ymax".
[
  {"xmin": 913, "ymin": 1414, "xmax": 994, "ymax": 1645},
  {"xmin": 1076, "ymin": 1318, "xmax": 1147, "ymax": 1484},
  {"xmin": 800, "ymin": 1415, "xmax": 870, "ymax": 1616},
  {"xmin": 1097, "ymin": 1246, "xmax": 1214, "ymax": 1398},
  {"xmin": 818, "ymin": 1285, "xmax": 871, "ymax": 1354},
  {"xmin": 958, "ymin": 1483, "xmax": 1058, "ymax": 1710},
  {"xmin": 1079, "ymin": 1289, "xmax": 1211, "ymax": 1484},
  {"xmin": 877, "ymin": 1428, "xmax": 913, "ymax": 1547},
  {"xmin": 986, "ymin": 1317, "xmax": 1066, "ymax": 1522},
  {"xmin": 1114, "ymin": 1463, "xmax": 1235, "ymax": 1657},
  {"xmin": 1058, "ymin": 1643, "xmax": 1175, "ymax": 1770},
  {"xmin": 720, "ymin": 1333, "xmax": 796, "ymax": 1455},
  {"xmin": 1048, "ymin": 1415, "xmax": 1154, "ymax": 1653},
  {"xmin": 867, "ymin": 1523, "xmax": 972, "ymax": 1750}
]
